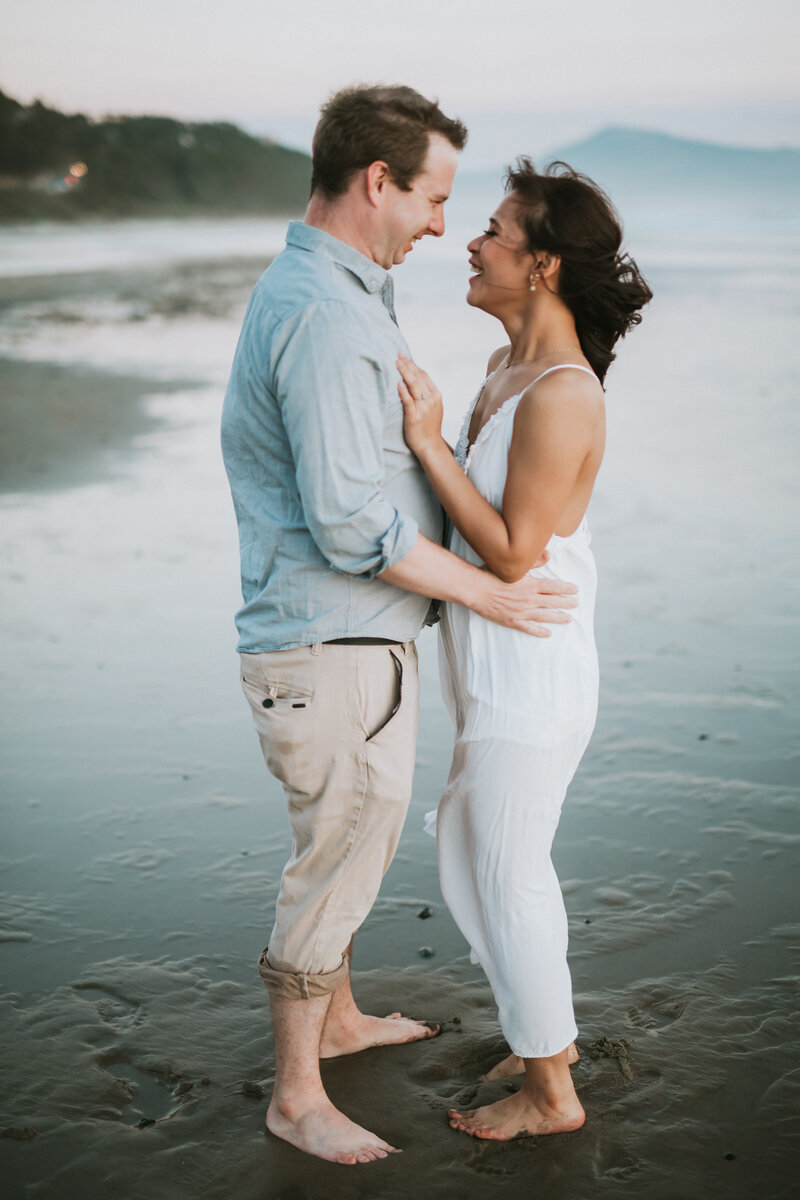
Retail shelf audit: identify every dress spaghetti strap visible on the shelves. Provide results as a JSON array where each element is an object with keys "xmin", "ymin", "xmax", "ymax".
[{"xmin": 530, "ymin": 364, "xmax": 598, "ymax": 385}]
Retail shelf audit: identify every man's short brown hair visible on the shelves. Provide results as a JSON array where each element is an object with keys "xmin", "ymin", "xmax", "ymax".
[{"xmin": 310, "ymin": 84, "xmax": 467, "ymax": 200}]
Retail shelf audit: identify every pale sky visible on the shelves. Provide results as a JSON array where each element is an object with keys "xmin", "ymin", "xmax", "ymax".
[{"xmin": 2, "ymin": 0, "xmax": 799, "ymax": 165}]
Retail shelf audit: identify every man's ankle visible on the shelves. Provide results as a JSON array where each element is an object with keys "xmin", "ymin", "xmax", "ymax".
[
  {"xmin": 323, "ymin": 1007, "xmax": 362, "ymax": 1034},
  {"xmin": 270, "ymin": 1084, "xmax": 329, "ymax": 1120}
]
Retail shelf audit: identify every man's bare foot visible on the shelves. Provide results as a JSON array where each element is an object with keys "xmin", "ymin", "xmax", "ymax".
[
  {"xmin": 266, "ymin": 1097, "xmax": 400, "ymax": 1164},
  {"xmin": 480, "ymin": 1042, "xmax": 580, "ymax": 1081},
  {"xmin": 320, "ymin": 1011, "xmax": 439, "ymax": 1059},
  {"xmin": 448, "ymin": 1089, "xmax": 585, "ymax": 1141}
]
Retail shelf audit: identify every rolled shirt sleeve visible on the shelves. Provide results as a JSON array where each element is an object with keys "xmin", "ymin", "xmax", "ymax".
[{"xmin": 272, "ymin": 299, "xmax": 418, "ymax": 579}]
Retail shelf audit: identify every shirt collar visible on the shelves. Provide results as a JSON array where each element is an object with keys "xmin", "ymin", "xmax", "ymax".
[{"xmin": 286, "ymin": 221, "xmax": 392, "ymax": 301}]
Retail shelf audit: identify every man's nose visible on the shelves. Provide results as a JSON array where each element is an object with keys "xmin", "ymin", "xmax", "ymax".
[{"xmin": 428, "ymin": 210, "xmax": 445, "ymax": 237}]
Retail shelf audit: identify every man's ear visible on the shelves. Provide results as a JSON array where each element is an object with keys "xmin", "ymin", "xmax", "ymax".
[{"xmin": 365, "ymin": 160, "xmax": 392, "ymax": 208}]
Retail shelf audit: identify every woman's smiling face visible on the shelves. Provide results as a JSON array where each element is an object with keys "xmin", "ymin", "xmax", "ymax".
[{"xmin": 466, "ymin": 194, "xmax": 536, "ymax": 310}]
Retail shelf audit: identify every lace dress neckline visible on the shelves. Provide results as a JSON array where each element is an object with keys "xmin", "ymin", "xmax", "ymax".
[
  {"xmin": 463, "ymin": 390, "xmax": 524, "ymax": 469},
  {"xmin": 454, "ymin": 363, "xmax": 598, "ymax": 470}
]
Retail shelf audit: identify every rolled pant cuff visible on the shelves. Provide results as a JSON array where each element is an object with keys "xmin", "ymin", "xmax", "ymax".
[{"xmin": 257, "ymin": 947, "xmax": 349, "ymax": 999}]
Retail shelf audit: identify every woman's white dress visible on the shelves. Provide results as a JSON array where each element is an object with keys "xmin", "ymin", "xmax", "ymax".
[{"xmin": 434, "ymin": 365, "xmax": 599, "ymax": 1058}]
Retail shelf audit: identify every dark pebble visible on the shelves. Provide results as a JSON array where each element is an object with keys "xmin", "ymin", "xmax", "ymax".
[
  {"xmin": 418, "ymin": 946, "xmax": 435, "ymax": 958},
  {"xmin": 417, "ymin": 906, "xmax": 433, "ymax": 920},
  {"xmin": 137, "ymin": 1118, "xmax": 156, "ymax": 1129},
  {"xmin": 452, "ymin": 1016, "xmax": 461, "ymax": 1024},
  {"xmin": 724, "ymin": 1153, "xmax": 736, "ymax": 1161},
  {"xmin": 242, "ymin": 1080, "xmax": 265, "ymax": 1098},
  {"xmin": 201, "ymin": 1076, "xmax": 211, "ymax": 1086},
  {"xmin": 176, "ymin": 1080, "xmax": 194, "ymax": 1095}
]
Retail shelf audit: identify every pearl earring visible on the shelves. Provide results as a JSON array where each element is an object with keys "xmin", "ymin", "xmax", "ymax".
[{"xmin": 529, "ymin": 274, "xmax": 537, "ymax": 292}]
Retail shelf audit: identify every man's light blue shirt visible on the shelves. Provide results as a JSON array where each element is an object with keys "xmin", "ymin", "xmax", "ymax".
[{"xmin": 221, "ymin": 221, "xmax": 443, "ymax": 652}]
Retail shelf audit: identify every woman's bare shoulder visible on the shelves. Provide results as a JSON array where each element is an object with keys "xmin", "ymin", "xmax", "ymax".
[
  {"xmin": 521, "ymin": 365, "xmax": 604, "ymax": 409},
  {"xmin": 513, "ymin": 367, "xmax": 605, "ymax": 443}
]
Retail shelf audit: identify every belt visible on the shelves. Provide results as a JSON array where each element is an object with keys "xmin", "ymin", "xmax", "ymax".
[{"xmin": 324, "ymin": 637, "xmax": 400, "ymax": 646}]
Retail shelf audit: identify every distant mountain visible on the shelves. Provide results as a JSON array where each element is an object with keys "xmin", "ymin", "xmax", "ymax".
[
  {"xmin": 548, "ymin": 127, "xmax": 800, "ymax": 197},
  {"xmin": 0, "ymin": 89, "xmax": 312, "ymax": 222},
  {"xmin": 457, "ymin": 127, "xmax": 800, "ymax": 230}
]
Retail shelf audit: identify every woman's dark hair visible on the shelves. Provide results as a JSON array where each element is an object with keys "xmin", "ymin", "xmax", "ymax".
[
  {"xmin": 311, "ymin": 84, "xmax": 467, "ymax": 200},
  {"xmin": 505, "ymin": 158, "xmax": 652, "ymax": 383}
]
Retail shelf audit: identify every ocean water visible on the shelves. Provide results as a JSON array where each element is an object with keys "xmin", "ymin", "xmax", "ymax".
[
  {"xmin": 0, "ymin": 216, "xmax": 290, "ymax": 278},
  {"xmin": 0, "ymin": 189, "xmax": 798, "ymax": 1197}
]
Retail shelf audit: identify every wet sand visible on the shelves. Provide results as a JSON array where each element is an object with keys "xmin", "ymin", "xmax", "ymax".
[
  {"xmin": 0, "ymin": 357, "xmax": 201, "ymax": 494},
  {"xmin": 0, "ymin": 230, "xmax": 798, "ymax": 1198},
  {"xmin": 2, "ymin": 953, "xmax": 797, "ymax": 1200}
]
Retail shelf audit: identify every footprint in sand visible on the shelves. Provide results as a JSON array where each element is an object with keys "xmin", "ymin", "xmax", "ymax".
[
  {"xmin": 75, "ymin": 984, "xmax": 200, "ymax": 1128},
  {"xmin": 97, "ymin": 1056, "xmax": 184, "ymax": 1126}
]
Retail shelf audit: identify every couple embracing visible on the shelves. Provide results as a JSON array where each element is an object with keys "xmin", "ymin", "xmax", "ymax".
[{"xmin": 221, "ymin": 83, "xmax": 651, "ymax": 1165}]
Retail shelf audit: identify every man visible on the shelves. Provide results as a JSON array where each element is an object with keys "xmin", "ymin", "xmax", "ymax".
[{"xmin": 221, "ymin": 84, "xmax": 576, "ymax": 1166}]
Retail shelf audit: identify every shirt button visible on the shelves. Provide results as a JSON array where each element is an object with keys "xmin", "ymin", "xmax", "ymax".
[
  {"xmin": 262, "ymin": 697, "xmax": 274, "ymax": 708},
  {"xmin": 366, "ymin": 279, "xmax": 379, "ymax": 293}
]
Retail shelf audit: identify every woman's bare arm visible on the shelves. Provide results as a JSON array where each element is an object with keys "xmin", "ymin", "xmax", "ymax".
[{"xmin": 398, "ymin": 357, "xmax": 603, "ymax": 583}]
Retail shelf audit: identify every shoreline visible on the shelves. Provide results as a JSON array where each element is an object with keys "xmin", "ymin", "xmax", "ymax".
[
  {"xmin": 0, "ymin": 254, "xmax": 270, "ymax": 310},
  {"xmin": 0, "ymin": 255, "xmax": 268, "ymax": 495},
  {"xmin": 0, "ymin": 356, "xmax": 203, "ymax": 495}
]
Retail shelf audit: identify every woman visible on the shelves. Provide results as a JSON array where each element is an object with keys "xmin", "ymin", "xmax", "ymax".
[{"xmin": 397, "ymin": 159, "xmax": 652, "ymax": 1141}]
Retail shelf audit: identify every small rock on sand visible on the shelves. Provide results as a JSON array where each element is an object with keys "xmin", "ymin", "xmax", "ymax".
[{"xmin": 241, "ymin": 1080, "xmax": 265, "ymax": 1098}]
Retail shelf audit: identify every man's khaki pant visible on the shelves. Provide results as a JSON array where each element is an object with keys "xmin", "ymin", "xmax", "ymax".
[{"xmin": 240, "ymin": 641, "xmax": 419, "ymax": 1000}]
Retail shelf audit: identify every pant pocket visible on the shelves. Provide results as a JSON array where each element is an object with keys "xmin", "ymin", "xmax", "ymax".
[
  {"xmin": 363, "ymin": 649, "xmax": 403, "ymax": 742},
  {"xmin": 241, "ymin": 675, "xmax": 314, "ymax": 712}
]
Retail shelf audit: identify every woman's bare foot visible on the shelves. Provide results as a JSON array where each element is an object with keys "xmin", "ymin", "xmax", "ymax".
[
  {"xmin": 320, "ymin": 1011, "xmax": 439, "ymax": 1058},
  {"xmin": 266, "ymin": 1096, "xmax": 400, "ymax": 1164},
  {"xmin": 448, "ymin": 1089, "xmax": 585, "ymax": 1141},
  {"xmin": 481, "ymin": 1042, "xmax": 580, "ymax": 1081}
]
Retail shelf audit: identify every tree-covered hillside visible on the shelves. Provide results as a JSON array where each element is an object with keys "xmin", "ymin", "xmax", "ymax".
[{"xmin": 0, "ymin": 89, "xmax": 312, "ymax": 221}]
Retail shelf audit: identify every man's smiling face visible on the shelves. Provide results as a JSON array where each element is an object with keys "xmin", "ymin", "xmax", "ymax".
[{"xmin": 375, "ymin": 133, "xmax": 459, "ymax": 269}]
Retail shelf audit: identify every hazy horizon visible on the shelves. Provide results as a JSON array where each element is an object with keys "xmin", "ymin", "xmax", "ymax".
[{"xmin": 2, "ymin": 0, "xmax": 798, "ymax": 172}]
